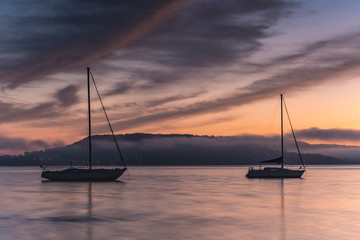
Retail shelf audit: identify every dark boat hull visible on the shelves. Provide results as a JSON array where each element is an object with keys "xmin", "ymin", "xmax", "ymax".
[
  {"xmin": 246, "ymin": 167, "xmax": 305, "ymax": 178},
  {"xmin": 41, "ymin": 168, "xmax": 127, "ymax": 181}
]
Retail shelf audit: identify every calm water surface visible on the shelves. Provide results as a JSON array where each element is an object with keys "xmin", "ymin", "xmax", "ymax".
[{"xmin": 1, "ymin": 166, "xmax": 360, "ymax": 240}]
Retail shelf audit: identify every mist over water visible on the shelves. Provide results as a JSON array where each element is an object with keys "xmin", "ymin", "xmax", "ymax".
[{"xmin": 1, "ymin": 166, "xmax": 360, "ymax": 240}]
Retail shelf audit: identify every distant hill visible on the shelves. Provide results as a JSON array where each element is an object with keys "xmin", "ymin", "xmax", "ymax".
[{"xmin": 0, "ymin": 133, "xmax": 349, "ymax": 166}]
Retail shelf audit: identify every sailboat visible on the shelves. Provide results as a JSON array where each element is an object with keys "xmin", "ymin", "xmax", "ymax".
[
  {"xmin": 246, "ymin": 94, "xmax": 305, "ymax": 178},
  {"xmin": 41, "ymin": 67, "xmax": 127, "ymax": 181}
]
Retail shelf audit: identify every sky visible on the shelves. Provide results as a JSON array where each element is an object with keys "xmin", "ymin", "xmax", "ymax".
[{"xmin": 2, "ymin": 0, "xmax": 360, "ymax": 155}]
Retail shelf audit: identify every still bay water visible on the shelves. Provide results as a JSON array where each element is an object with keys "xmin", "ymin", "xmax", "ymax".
[{"xmin": 1, "ymin": 166, "xmax": 360, "ymax": 240}]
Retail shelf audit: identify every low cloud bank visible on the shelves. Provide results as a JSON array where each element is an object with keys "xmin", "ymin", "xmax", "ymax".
[{"xmin": 0, "ymin": 133, "xmax": 353, "ymax": 166}]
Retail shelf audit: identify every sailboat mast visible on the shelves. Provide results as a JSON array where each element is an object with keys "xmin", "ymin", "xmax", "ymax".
[
  {"xmin": 281, "ymin": 94, "xmax": 284, "ymax": 169},
  {"xmin": 87, "ymin": 67, "xmax": 92, "ymax": 170}
]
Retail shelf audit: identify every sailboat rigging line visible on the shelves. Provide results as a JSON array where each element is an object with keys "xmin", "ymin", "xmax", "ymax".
[
  {"xmin": 258, "ymin": 99, "xmax": 279, "ymax": 163},
  {"xmin": 283, "ymin": 98, "xmax": 305, "ymax": 168},
  {"xmin": 89, "ymin": 71, "xmax": 127, "ymax": 168},
  {"xmin": 281, "ymin": 94, "xmax": 284, "ymax": 169},
  {"xmin": 88, "ymin": 67, "xmax": 92, "ymax": 170}
]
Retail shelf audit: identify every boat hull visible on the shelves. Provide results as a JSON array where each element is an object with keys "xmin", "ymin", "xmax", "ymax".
[
  {"xmin": 246, "ymin": 167, "xmax": 305, "ymax": 178},
  {"xmin": 41, "ymin": 168, "xmax": 127, "ymax": 181}
]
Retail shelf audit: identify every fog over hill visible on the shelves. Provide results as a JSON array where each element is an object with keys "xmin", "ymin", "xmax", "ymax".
[{"xmin": 0, "ymin": 133, "xmax": 356, "ymax": 166}]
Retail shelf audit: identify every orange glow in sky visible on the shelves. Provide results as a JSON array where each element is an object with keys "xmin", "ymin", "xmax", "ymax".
[{"xmin": 2, "ymin": 1, "xmax": 360, "ymax": 155}]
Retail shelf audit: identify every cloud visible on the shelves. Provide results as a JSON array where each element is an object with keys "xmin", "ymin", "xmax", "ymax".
[
  {"xmin": 111, "ymin": 0, "xmax": 299, "ymax": 85},
  {"xmin": 2, "ymin": 0, "xmax": 359, "ymax": 97},
  {"xmin": 0, "ymin": 135, "xmax": 64, "ymax": 154},
  {"xmin": 105, "ymin": 27, "xmax": 360, "ymax": 130},
  {"xmin": 99, "ymin": 1, "xmax": 360, "ymax": 103},
  {"xmin": 146, "ymin": 91, "xmax": 203, "ymax": 107},
  {"xmin": 296, "ymin": 127, "xmax": 360, "ymax": 142},
  {"xmin": 0, "ymin": 83, "xmax": 82, "ymax": 124},
  {"xmin": 0, "ymin": 0, "xmax": 186, "ymax": 89},
  {"xmin": 105, "ymin": 81, "xmax": 136, "ymax": 96},
  {"xmin": 249, "ymin": 30, "xmax": 360, "ymax": 74},
  {"xmin": 55, "ymin": 84, "xmax": 80, "ymax": 107},
  {"xmin": 110, "ymin": 90, "xmax": 273, "ymax": 129},
  {"xmin": 0, "ymin": 0, "xmax": 301, "ymax": 90},
  {"xmin": 0, "ymin": 101, "xmax": 57, "ymax": 123}
]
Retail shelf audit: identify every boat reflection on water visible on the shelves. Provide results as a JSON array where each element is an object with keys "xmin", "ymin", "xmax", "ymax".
[
  {"xmin": 280, "ymin": 179, "xmax": 285, "ymax": 240},
  {"xmin": 87, "ymin": 182, "xmax": 93, "ymax": 240}
]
